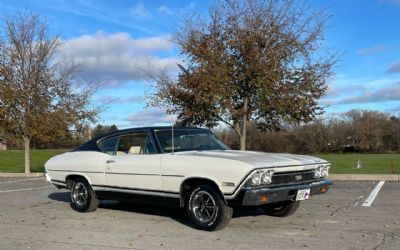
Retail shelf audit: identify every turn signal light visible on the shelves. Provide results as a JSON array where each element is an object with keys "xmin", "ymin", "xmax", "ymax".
[
  {"xmin": 320, "ymin": 186, "xmax": 329, "ymax": 193},
  {"xmin": 259, "ymin": 195, "xmax": 269, "ymax": 202}
]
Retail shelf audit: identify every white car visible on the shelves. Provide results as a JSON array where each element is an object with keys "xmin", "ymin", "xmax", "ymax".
[{"xmin": 45, "ymin": 126, "xmax": 332, "ymax": 231}]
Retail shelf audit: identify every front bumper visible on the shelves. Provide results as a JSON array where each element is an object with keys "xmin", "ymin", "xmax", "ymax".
[{"xmin": 227, "ymin": 179, "xmax": 333, "ymax": 206}]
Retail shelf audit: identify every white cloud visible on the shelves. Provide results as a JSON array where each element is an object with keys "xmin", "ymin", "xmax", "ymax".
[
  {"xmin": 126, "ymin": 95, "xmax": 145, "ymax": 102},
  {"xmin": 325, "ymin": 83, "xmax": 366, "ymax": 97},
  {"xmin": 61, "ymin": 31, "xmax": 180, "ymax": 83},
  {"xmin": 132, "ymin": 36, "xmax": 173, "ymax": 52},
  {"xmin": 97, "ymin": 94, "xmax": 145, "ymax": 104},
  {"xmin": 357, "ymin": 45, "xmax": 387, "ymax": 56},
  {"xmin": 157, "ymin": 5, "xmax": 173, "ymax": 15},
  {"xmin": 124, "ymin": 109, "xmax": 176, "ymax": 126},
  {"xmin": 48, "ymin": 2, "xmax": 155, "ymax": 35},
  {"xmin": 186, "ymin": 2, "xmax": 196, "ymax": 9},
  {"xmin": 386, "ymin": 105, "xmax": 400, "ymax": 114},
  {"xmin": 131, "ymin": 3, "xmax": 151, "ymax": 20},
  {"xmin": 387, "ymin": 61, "xmax": 400, "ymax": 73},
  {"xmin": 380, "ymin": 0, "xmax": 400, "ymax": 5},
  {"xmin": 357, "ymin": 45, "xmax": 400, "ymax": 57},
  {"xmin": 322, "ymin": 82, "xmax": 400, "ymax": 105},
  {"xmin": 320, "ymin": 75, "xmax": 400, "ymax": 107}
]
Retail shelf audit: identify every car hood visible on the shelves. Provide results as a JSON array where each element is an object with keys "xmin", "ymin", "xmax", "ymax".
[{"xmin": 174, "ymin": 150, "xmax": 328, "ymax": 168}]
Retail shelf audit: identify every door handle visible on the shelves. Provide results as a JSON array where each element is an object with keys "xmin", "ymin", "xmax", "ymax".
[{"xmin": 106, "ymin": 160, "xmax": 115, "ymax": 164}]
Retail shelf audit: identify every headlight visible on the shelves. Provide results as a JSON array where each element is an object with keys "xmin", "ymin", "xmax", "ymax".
[
  {"xmin": 249, "ymin": 170, "xmax": 273, "ymax": 186},
  {"xmin": 261, "ymin": 171, "xmax": 272, "ymax": 184},
  {"xmin": 314, "ymin": 165, "xmax": 329, "ymax": 178},
  {"xmin": 250, "ymin": 172, "xmax": 261, "ymax": 185},
  {"xmin": 321, "ymin": 165, "xmax": 329, "ymax": 177},
  {"xmin": 314, "ymin": 167, "xmax": 322, "ymax": 178}
]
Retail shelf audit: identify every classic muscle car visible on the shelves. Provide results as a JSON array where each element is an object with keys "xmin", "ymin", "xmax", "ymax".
[{"xmin": 44, "ymin": 126, "xmax": 332, "ymax": 231}]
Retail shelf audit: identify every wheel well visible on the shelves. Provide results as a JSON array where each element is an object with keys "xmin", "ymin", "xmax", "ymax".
[
  {"xmin": 65, "ymin": 175, "xmax": 88, "ymax": 189},
  {"xmin": 179, "ymin": 178, "xmax": 226, "ymax": 208}
]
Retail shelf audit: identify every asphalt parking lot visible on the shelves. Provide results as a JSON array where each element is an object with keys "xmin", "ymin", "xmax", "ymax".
[{"xmin": 0, "ymin": 178, "xmax": 399, "ymax": 250}]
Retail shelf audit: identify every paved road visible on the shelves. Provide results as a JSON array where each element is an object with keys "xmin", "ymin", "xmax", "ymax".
[{"xmin": 0, "ymin": 178, "xmax": 399, "ymax": 250}]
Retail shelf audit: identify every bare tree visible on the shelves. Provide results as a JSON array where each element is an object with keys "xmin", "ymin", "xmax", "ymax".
[
  {"xmin": 343, "ymin": 110, "xmax": 391, "ymax": 152},
  {"xmin": 147, "ymin": 0, "xmax": 337, "ymax": 150},
  {"xmin": 0, "ymin": 11, "xmax": 100, "ymax": 173}
]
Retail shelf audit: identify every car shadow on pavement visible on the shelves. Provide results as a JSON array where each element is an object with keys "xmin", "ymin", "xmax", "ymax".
[
  {"xmin": 232, "ymin": 207, "xmax": 266, "ymax": 218},
  {"xmin": 48, "ymin": 191, "xmax": 267, "ymax": 225},
  {"xmin": 48, "ymin": 191, "xmax": 70, "ymax": 202},
  {"xmin": 48, "ymin": 191, "xmax": 191, "ymax": 227}
]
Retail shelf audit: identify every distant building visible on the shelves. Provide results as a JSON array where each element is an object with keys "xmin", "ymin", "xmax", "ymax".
[{"xmin": 0, "ymin": 139, "xmax": 7, "ymax": 150}]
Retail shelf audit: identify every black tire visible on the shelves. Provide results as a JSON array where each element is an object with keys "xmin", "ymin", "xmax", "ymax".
[
  {"xmin": 262, "ymin": 201, "xmax": 300, "ymax": 217},
  {"xmin": 70, "ymin": 177, "xmax": 99, "ymax": 212},
  {"xmin": 187, "ymin": 184, "xmax": 233, "ymax": 231}
]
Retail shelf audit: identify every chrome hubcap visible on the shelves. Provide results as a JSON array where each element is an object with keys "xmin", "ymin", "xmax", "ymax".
[
  {"xmin": 72, "ymin": 182, "xmax": 88, "ymax": 207},
  {"xmin": 192, "ymin": 191, "xmax": 217, "ymax": 223}
]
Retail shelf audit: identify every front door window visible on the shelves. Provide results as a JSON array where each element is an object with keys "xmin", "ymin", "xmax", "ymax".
[{"xmin": 116, "ymin": 132, "xmax": 157, "ymax": 155}]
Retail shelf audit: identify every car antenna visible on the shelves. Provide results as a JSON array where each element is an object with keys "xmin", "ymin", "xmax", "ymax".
[{"xmin": 171, "ymin": 124, "xmax": 174, "ymax": 154}]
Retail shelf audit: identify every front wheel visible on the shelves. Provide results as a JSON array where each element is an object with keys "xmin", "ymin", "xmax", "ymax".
[
  {"xmin": 70, "ymin": 177, "xmax": 99, "ymax": 212},
  {"xmin": 187, "ymin": 184, "xmax": 233, "ymax": 231},
  {"xmin": 262, "ymin": 201, "xmax": 300, "ymax": 217}
]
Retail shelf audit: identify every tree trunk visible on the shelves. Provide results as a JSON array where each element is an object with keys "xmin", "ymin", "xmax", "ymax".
[
  {"xmin": 240, "ymin": 125, "xmax": 246, "ymax": 150},
  {"xmin": 24, "ymin": 137, "xmax": 30, "ymax": 174},
  {"xmin": 240, "ymin": 98, "xmax": 248, "ymax": 151},
  {"xmin": 397, "ymin": 133, "xmax": 400, "ymax": 153}
]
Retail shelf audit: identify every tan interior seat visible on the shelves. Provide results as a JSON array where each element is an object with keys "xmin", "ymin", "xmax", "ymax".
[{"xmin": 128, "ymin": 146, "xmax": 142, "ymax": 155}]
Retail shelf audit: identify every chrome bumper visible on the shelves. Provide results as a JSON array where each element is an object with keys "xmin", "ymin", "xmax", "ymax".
[{"xmin": 229, "ymin": 179, "xmax": 333, "ymax": 206}]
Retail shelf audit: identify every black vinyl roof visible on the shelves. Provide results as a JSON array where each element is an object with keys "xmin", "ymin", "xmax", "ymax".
[{"xmin": 73, "ymin": 126, "xmax": 208, "ymax": 152}]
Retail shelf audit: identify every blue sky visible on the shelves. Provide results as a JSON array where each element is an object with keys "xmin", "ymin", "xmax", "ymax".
[{"xmin": 1, "ymin": 0, "xmax": 400, "ymax": 128}]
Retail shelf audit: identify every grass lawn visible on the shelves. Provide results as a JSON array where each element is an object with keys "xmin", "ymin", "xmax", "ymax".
[
  {"xmin": 0, "ymin": 150, "xmax": 399, "ymax": 174},
  {"xmin": 313, "ymin": 153, "xmax": 400, "ymax": 174},
  {"xmin": 0, "ymin": 149, "xmax": 68, "ymax": 173}
]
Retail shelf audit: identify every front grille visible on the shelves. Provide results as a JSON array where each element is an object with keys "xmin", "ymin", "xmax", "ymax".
[{"xmin": 271, "ymin": 170, "xmax": 315, "ymax": 185}]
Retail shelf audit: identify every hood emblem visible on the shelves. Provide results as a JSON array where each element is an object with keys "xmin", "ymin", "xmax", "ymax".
[{"xmin": 294, "ymin": 175, "xmax": 302, "ymax": 181}]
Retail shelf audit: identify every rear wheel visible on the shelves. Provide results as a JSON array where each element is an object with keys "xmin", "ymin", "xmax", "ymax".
[
  {"xmin": 262, "ymin": 201, "xmax": 300, "ymax": 217},
  {"xmin": 70, "ymin": 177, "xmax": 99, "ymax": 212},
  {"xmin": 187, "ymin": 184, "xmax": 233, "ymax": 231}
]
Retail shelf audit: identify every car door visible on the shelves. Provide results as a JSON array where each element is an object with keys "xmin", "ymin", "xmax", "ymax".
[{"xmin": 105, "ymin": 131, "xmax": 162, "ymax": 191}]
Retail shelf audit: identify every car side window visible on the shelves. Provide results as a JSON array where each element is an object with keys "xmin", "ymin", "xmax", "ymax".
[
  {"xmin": 116, "ymin": 132, "xmax": 158, "ymax": 155},
  {"xmin": 144, "ymin": 133, "xmax": 158, "ymax": 154},
  {"xmin": 98, "ymin": 137, "xmax": 118, "ymax": 155}
]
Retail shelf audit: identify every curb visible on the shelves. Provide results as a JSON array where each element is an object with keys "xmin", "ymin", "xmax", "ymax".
[
  {"xmin": 330, "ymin": 174, "xmax": 399, "ymax": 182},
  {"xmin": 0, "ymin": 173, "xmax": 44, "ymax": 178}
]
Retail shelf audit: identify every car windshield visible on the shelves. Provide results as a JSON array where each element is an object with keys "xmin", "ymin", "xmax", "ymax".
[{"xmin": 155, "ymin": 128, "xmax": 229, "ymax": 153}]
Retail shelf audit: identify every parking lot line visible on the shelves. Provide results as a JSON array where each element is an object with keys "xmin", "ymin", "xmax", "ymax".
[
  {"xmin": 0, "ymin": 177, "xmax": 43, "ymax": 184},
  {"xmin": 361, "ymin": 181, "xmax": 385, "ymax": 207},
  {"xmin": 0, "ymin": 186, "xmax": 51, "ymax": 193}
]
